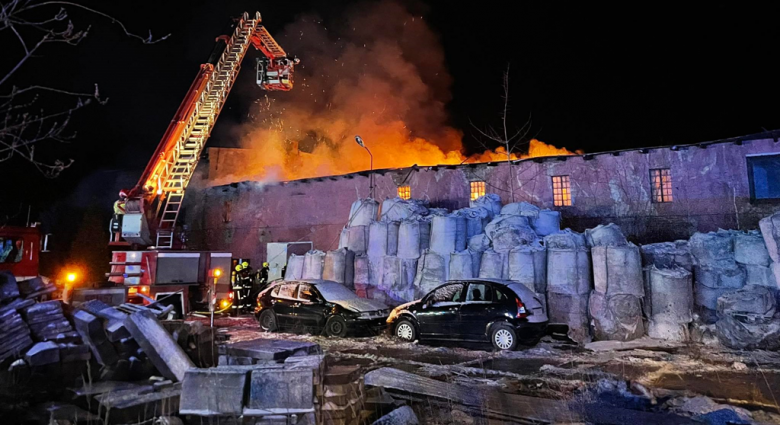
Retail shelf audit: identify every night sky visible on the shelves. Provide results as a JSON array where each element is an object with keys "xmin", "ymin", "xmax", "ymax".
[{"xmin": 2, "ymin": 1, "xmax": 779, "ymax": 228}]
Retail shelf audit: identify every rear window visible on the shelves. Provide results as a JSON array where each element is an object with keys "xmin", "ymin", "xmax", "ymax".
[
  {"xmin": 494, "ymin": 286, "xmax": 514, "ymax": 304},
  {"xmin": 465, "ymin": 283, "xmax": 493, "ymax": 302}
]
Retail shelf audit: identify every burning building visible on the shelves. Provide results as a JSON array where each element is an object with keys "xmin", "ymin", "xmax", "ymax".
[{"xmin": 183, "ymin": 130, "xmax": 780, "ymax": 269}]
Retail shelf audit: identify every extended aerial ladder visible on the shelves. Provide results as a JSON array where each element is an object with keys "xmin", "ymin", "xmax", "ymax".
[{"xmin": 113, "ymin": 11, "xmax": 298, "ymax": 249}]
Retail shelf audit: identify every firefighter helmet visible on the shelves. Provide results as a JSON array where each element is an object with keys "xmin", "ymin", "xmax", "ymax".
[
  {"xmin": 118, "ymin": 189, "xmax": 128, "ymax": 199},
  {"xmin": 263, "ymin": 262, "xmax": 269, "ymax": 267},
  {"xmin": 242, "ymin": 261, "xmax": 249, "ymax": 268},
  {"xmin": 235, "ymin": 264, "xmax": 242, "ymax": 272}
]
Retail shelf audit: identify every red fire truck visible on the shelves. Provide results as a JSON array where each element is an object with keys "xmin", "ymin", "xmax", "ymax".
[{"xmin": 0, "ymin": 226, "xmax": 43, "ymax": 281}]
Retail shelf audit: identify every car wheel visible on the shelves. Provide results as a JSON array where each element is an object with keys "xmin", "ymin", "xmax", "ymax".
[
  {"xmin": 324, "ymin": 316, "xmax": 348, "ymax": 337},
  {"xmin": 258, "ymin": 310, "xmax": 277, "ymax": 332},
  {"xmin": 394, "ymin": 319, "xmax": 417, "ymax": 342},
  {"xmin": 491, "ymin": 323, "xmax": 518, "ymax": 351}
]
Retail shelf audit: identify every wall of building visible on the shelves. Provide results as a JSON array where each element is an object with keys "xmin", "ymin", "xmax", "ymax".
[{"xmin": 184, "ymin": 136, "xmax": 780, "ymax": 266}]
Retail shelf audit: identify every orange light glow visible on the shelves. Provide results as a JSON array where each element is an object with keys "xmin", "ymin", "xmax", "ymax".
[
  {"xmin": 128, "ymin": 286, "xmax": 138, "ymax": 295},
  {"xmin": 221, "ymin": 300, "xmax": 230, "ymax": 308},
  {"xmin": 140, "ymin": 286, "xmax": 149, "ymax": 294},
  {"xmin": 213, "ymin": 269, "xmax": 222, "ymax": 278},
  {"xmin": 66, "ymin": 273, "xmax": 77, "ymax": 283},
  {"xmin": 228, "ymin": 291, "xmax": 234, "ymax": 300}
]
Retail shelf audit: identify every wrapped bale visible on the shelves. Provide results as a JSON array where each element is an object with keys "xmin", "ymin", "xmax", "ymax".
[
  {"xmin": 547, "ymin": 248, "xmax": 592, "ymax": 295},
  {"xmin": 478, "ymin": 249, "xmax": 507, "ymax": 279},
  {"xmin": 339, "ymin": 225, "xmax": 369, "ymax": 255},
  {"xmin": 368, "ymin": 221, "xmax": 400, "ymax": 257},
  {"xmin": 689, "ymin": 230, "xmax": 736, "ymax": 267},
  {"xmin": 640, "ymin": 240, "xmax": 693, "ymax": 271},
  {"xmin": 468, "ymin": 249, "xmax": 482, "ymax": 278},
  {"xmin": 302, "ymin": 250, "xmax": 326, "ymax": 280},
  {"xmin": 470, "ymin": 193, "xmax": 502, "ymax": 219},
  {"xmin": 323, "ymin": 249, "xmax": 355, "ymax": 288},
  {"xmin": 449, "ymin": 251, "xmax": 474, "ymax": 280},
  {"xmin": 468, "ymin": 234, "xmax": 491, "ymax": 278},
  {"xmin": 745, "ymin": 264, "xmax": 778, "ymax": 289},
  {"xmin": 500, "ymin": 202, "xmax": 540, "ymax": 218},
  {"xmin": 592, "ymin": 244, "xmax": 644, "ymax": 297},
  {"xmin": 646, "ymin": 266, "xmax": 693, "ymax": 323},
  {"xmin": 368, "ymin": 256, "xmax": 383, "ymax": 288},
  {"xmin": 284, "ymin": 254, "xmax": 304, "ymax": 281},
  {"xmin": 347, "ymin": 199, "xmax": 379, "ymax": 227},
  {"xmin": 381, "ymin": 256, "xmax": 418, "ymax": 303},
  {"xmin": 716, "ymin": 285, "xmax": 776, "ymax": 319},
  {"xmin": 454, "ymin": 208, "xmax": 489, "ymax": 239},
  {"xmin": 453, "ymin": 215, "xmax": 468, "ymax": 252},
  {"xmin": 544, "ymin": 229, "xmax": 587, "ymax": 250},
  {"xmin": 353, "ymin": 255, "xmax": 370, "ymax": 297},
  {"xmin": 508, "ymin": 244, "xmax": 547, "ymax": 294},
  {"xmin": 694, "ymin": 264, "xmax": 746, "ymax": 315},
  {"xmin": 485, "ymin": 215, "xmax": 536, "ymax": 253},
  {"xmin": 381, "ymin": 197, "xmax": 429, "ymax": 222},
  {"xmin": 532, "ymin": 210, "xmax": 561, "ymax": 237},
  {"xmin": 413, "ymin": 250, "xmax": 449, "ymax": 299},
  {"xmin": 397, "ymin": 220, "xmax": 424, "ymax": 259},
  {"xmin": 585, "ymin": 224, "xmax": 628, "ymax": 247},
  {"xmin": 734, "ymin": 231, "xmax": 771, "ymax": 266},
  {"xmin": 759, "ymin": 213, "xmax": 780, "ymax": 263},
  {"xmin": 589, "ymin": 292, "xmax": 644, "ymax": 342},
  {"xmin": 648, "ymin": 320, "xmax": 690, "ymax": 342},
  {"xmin": 547, "ymin": 292, "xmax": 590, "ymax": 344},
  {"xmin": 429, "ymin": 215, "xmax": 459, "ymax": 256},
  {"xmin": 716, "ymin": 315, "xmax": 780, "ymax": 350}
]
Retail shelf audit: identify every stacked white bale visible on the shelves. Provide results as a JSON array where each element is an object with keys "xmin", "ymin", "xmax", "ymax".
[
  {"xmin": 478, "ymin": 249, "xmax": 507, "ymax": 279},
  {"xmin": 585, "ymin": 223, "xmax": 628, "ymax": 247},
  {"xmin": 715, "ymin": 285, "xmax": 780, "ymax": 350},
  {"xmin": 284, "ymin": 254, "xmax": 304, "ymax": 281},
  {"xmin": 546, "ymin": 247, "xmax": 591, "ymax": 344},
  {"xmin": 381, "ymin": 197, "xmax": 429, "ymax": 222},
  {"xmin": 759, "ymin": 212, "xmax": 780, "ymax": 263},
  {"xmin": 323, "ymin": 248, "xmax": 356, "ymax": 288},
  {"xmin": 508, "ymin": 244, "xmax": 547, "ymax": 294},
  {"xmin": 640, "ymin": 240, "xmax": 693, "ymax": 271},
  {"xmin": 449, "ymin": 251, "xmax": 474, "ymax": 280},
  {"xmin": 413, "ymin": 249, "xmax": 449, "ymax": 299},
  {"xmin": 470, "ymin": 194, "xmax": 502, "ymax": 220},
  {"xmin": 501, "ymin": 202, "xmax": 540, "ymax": 218},
  {"xmin": 532, "ymin": 210, "xmax": 561, "ymax": 237},
  {"xmin": 453, "ymin": 215, "xmax": 468, "ymax": 252},
  {"xmin": 468, "ymin": 234, "xmax": 491, "ymax": 278},
  {"xmin": 347, "ymin": 199, "xmax": 379, "ymax": 227},
  {"xmin": 484, "ymin": 215, "xmax": 537, "ymax": 253},
  {"xmin": 398, "ymin": 220, "xmax": 423, "ymax": 259},
  {"xmin": 302, "ymin": 250, "xmax": 326, "ymax": 280},
  {"xmin": 456, "ymin": 208, "xmax": 490, "ymax": 238},
  {"xmin": 544, "ymin": 229, "xmax": 587, "ymax": 250},
  {"xmin": 646, "ymin": 266, "xmax": 693, "ymax": 342},
  {"xmin": 689, "ymin": 231, "xmax": 744, "ymax": 320},
  {"xmin": 589, "ymin": 244, "xmax": 645, "ymax": 341},
  {"xmin": 381, "ymin": 256, "xmax": 418, "ymax": 303},
  {"xmin": 353, "ymin": 255, "xmax": 369, "ymax": 287},
  {"xmin": 429, "ymin": 215, "xmax": 459, "ymax": 256},
  {"xmin": 735, "ymin": 231, "xmax": 777, "ymax": 290},
  {"xmin": 339, "ymin": 226, "xmax": 369, "ymax": 255},
  {"xmin": 368, "ymin": 221, "xmax": 400, "ymax": 258}
]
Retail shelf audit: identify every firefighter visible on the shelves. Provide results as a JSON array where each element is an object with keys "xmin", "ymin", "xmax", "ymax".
[
  {"xmin": 236, "ymin": 261, "xmax": 254, "ymax": 314},
  {"xmin": 231, "ymin": 264, "xmax": 245, "ymax": 316},
  {"xmin": 249, "ymin": 262, "xmax": 270, "ymax": 308},
  {"xmin": 111, "ymin": 190, "xmax": 128, "ymax": 242}
]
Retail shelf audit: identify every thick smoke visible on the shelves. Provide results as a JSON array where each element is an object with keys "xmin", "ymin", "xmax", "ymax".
[{"xmin": 219, "ymin": 0, "xmax": 572, "ymax": 184}]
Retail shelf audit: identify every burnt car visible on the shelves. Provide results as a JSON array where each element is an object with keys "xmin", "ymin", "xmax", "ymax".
[
  {"xmin": 386, "ymin": 278, "xmax": 548, "ymax": 350},
  {"xmin": 255, "ymin": 279, "xmax": 391, "ymax": 337}
]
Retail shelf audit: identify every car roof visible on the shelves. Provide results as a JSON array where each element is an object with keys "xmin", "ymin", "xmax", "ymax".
[
  {"xmin": 270, "ymin": 279, "xmax": 341, "ymax": 286},
  {"xmin": 446, "ymin": 278, "xmax": 517, "ymax": 287}
]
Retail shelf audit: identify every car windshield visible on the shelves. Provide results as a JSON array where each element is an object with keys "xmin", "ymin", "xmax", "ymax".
[{"xmin": 314, "ymin": 283, "xmax": 359, "ymax": 302}]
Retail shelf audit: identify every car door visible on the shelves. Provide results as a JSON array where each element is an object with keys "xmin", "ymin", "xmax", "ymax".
[
  {"xmin": 457, "ymin": 282, "xmax": 498, "ymax": 340},
  {"xmin": 271, "ymin": 282, "xmax": 299, "ymax": 328},
  {"xmin": 295, "ymin": 283, "xmax": 328, "ymax": 330},
  {"xmin": 416, "ymin": 283, "xmax": 465, "ymax": 338}
]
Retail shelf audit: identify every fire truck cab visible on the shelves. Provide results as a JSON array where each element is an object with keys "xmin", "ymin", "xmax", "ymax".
[
  {"xmin": 0, "ymin": 226, "xmax": 42, "ymax": 281},
  {"xmin": 108, "ymin": 250, "xmax": 233, "ymax": 317}
]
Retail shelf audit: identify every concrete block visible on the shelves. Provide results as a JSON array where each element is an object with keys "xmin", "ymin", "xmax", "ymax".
[
  {"xmin": 124, "ymin": 310, "xmax": 194, "ymax": 381},
  {"xmin": 223, "ymin": 338, "xmax": 321, "ymax": 362},
  {"xmin": 80, "ymin": 299, "xmax": 128, "ymax": 321},
  {"xmin": 0, "ymin": 270, "xmax": 19, "ymax": 302},
  {"xmin": 180, "ymin": 368, "xmax": 248, "ymax": 416},
  {"xmin": 73, "ymin": 310, "xmax": 119, "ymax": 366},
  {"xmin": 323, "ymin": 365, "xmax": 362, "ymax": 386},
  {"xmin": 17, "ymin": 277, "xmax": 46, "ymax": 296},
  {"xmin": 95, "ymin": 385, "xmax": 180, "ymax": 424},
  {"xmin": 0, "ymin": 298, "xmax": 34, "ymax": 314},
  {"xmin": 244, "ymin": 368, "xmax": 314, "ymax": 415},
  {"xmin": 284, "ymin": 354, "xmax": 325, "ymax": 385},
  {"xmin": 106, "ymin": 320, "xmax": 131, "ymax": 342},
  {"xmin": 372, "ymin": 406, "xmax": 419, "ymax": 425},
  {"xmin": 23, "ymin": 300, "xmax": 63, "ymax": 317},
  {"xmin": 24, "ymin": 341, "xmax": 60, "ymax": 366}
]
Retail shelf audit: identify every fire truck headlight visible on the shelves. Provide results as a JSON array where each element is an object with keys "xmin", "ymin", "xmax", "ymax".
[{"xmin": 221, "ymin": 300, "xmax": 230, "ymax": 308}]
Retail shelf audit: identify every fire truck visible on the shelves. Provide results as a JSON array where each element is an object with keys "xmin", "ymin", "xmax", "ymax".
[
  {"xmin": 0, "ymin": 226, "xmax": 44, "ymax": 281},
  {"xmin": 107, "ymin": 12, "xmax": 298, "ymax": 315}
]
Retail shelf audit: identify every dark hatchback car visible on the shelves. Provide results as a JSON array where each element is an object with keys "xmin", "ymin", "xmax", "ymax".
[
  {"xmin": 386, "ymin": 278, "xmax": 548, "ymax": 350},
  {"xmin": 255, "ymin": 279, "xmax": 391, "ymax": 337}
]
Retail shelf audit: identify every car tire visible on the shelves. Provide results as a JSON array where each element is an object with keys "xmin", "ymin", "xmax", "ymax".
[
  {"xmin": 490, "ymin": 323, "xmax": 518, "ymax": 351},
  {"xmin": 324, "ymin": 316, "xmax": 348, "ymax": 337},
  {"xmin": 394, "ymin": 319, "xmax": 417, "ymax": 342},
  {"xmin": 258, "ymin": 310, "xmax": 277, "ymax": 332}
]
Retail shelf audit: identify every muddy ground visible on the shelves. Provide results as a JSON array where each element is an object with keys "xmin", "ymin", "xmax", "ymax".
[{"xmin": 205, "ymin": 315, "xmax": 780, "ymax": 424}]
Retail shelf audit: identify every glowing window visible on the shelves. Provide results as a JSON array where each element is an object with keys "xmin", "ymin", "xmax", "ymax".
[
  {"xmin": 397, "ymin": 186, "xmax": 411, "ymax": 200},
  {"xmin": 470, "ymin": 181, "xmax": 486, "ymax": 201},
  {"xmin": 552, "ymin": 175, "xmax": 572, "ymax": 206},
  {"xmin": 650, "ymin": 168, "xmax": 673, "ymax": 203}
]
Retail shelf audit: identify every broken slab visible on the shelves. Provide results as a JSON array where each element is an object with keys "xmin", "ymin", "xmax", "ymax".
[
  {"xmin": 95, "ymin": 384, "xmax": 181, "ymax": 424},
  {"xmin": 180, "ymin": 367, "xmax": 249, "ymax": 416},
  {"xmin": 24, "ymin": 341, "xmax": 60, "ymax": 366},
  {"xmin": 58, "ymin": 343, "xmax": 91, "ymax": 363},
  {"xmin": 16, "ymin": 277, "xmax": 46, "ymax": 296},
  {"xmin": 222, "ymin": 338, "xmax": 321, "ymax": 362},
  {"xmin": 372, "ymin": 406, "xmax": 419, "ymax": 425},
  {"xmin": 72, "ymin": 310, "xmax": 119, "ymax": 366},
  {"xmin": 584, "ymin": 337, "xmax": 685, "ymax": 353},
  {"xmin": 124, "ymin": 310, "xmax": 194, "ymax": 381},
  {"xmin": 0, "ymin": 298, "xmax": 35, "ymax": 314},
  {"xmin": 244, "ymin": 368, "xmax": 314, "ymax": 416}
]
